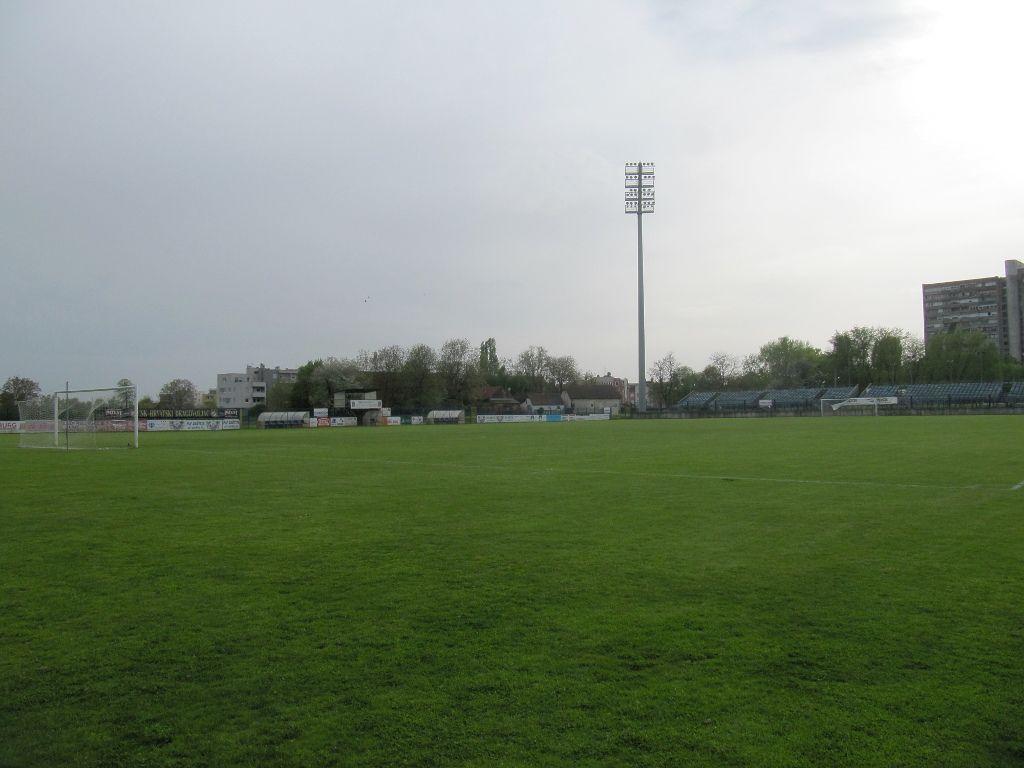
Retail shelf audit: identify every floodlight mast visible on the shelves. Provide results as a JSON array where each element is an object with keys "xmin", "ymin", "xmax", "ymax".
[{"xmin": 625, "ymin": 162, "xmax": 654, "ymax": 412}]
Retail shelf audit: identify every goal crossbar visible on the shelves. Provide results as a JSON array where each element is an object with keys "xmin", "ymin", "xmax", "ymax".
[{"xmin": 18, "ymin": 384, "xmax": 139, "ymax": 449}]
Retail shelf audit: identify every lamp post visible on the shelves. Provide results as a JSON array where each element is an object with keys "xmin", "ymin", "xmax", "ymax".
[{"xmin": 625, "ymin": 162, "xmax": 654, "ymax": 412}]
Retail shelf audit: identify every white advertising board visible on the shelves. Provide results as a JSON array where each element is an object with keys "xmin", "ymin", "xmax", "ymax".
[
  {"xmin": 313, "ymin": 408, "xmax": 329, "ymax": 418},
  {"xmin": 146, "ymin": 419, "xmax": 240, "ymax": 432},
  {"xmin": 349, "ymin": 399, "xmax": 382, "ymax": 409},
  {"xmin": 0, "ymin": 421, "xmax": 21, "ymax": 433},
  {"xmin": 845, "ymin": 397, "xmax": 898, "ymax": 406},
  {"xmin": 477, "ymin": 414, "xmax": 542, "ymax": 424},
  {"xmin": 410, "ymin": 416, "xmax": 424, "ymax": 425},
  {"xmin": 330, "ymin": 417, "xmax": 358, "ymax": 427},
  {"xmin": 386, "ymin": 416, "xmax": 401, "ymax": 426}
]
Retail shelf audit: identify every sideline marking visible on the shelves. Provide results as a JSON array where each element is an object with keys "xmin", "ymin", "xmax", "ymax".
[
  {"xmin": 1013, "ymin": 480, "xmax": 1024, "ymax": 491},
  {"xmin": 346, "ymin": 457, "xmax": 998, "ymax": 492}
]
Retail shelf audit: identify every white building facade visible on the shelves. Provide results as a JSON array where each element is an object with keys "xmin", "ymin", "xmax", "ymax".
[{"xmin": 216, "ymin": 364, "xmax": 298, "ymax": 408}]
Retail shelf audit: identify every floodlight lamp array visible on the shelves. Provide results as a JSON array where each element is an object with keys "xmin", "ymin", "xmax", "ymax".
[{"xmin": 625, "ymin": 161, "xmax": 655, "ymax": 213}]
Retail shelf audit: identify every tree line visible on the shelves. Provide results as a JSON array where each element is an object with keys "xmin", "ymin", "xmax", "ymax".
[
  {"xmin": 4, "ymin": 327, "xmax": 1023, "ymax": 419},
  {"xmin": 647, "ymin": 327, "xmax": 1024, "ymax": 408},
  {"xmin": 267, "ymin": 339, "xmax": 583, "ymax": 411}
]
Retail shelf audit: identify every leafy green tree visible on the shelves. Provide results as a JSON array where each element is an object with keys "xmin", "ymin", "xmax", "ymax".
[
  {"xmin": 401, "ymin": 343, "xmax": 441, "ymax": 409},
  {"xmin": 695, "ymin": 364, "xmax": 726, "ymax": 391},
  {"xmin": 901, "ymin": 336, "xmax": 926, "ymax": 384},
  {"xmin": 265, "ymin": 382, "xmax": 293, "ymax": 410},
  {"xmin": 1000, "ymin": 355, "xmax": 1024, "ymax": 382},
  {"xmin": 478, "ymin": 338, "xmax": 501, "ymax": 382},
  {"xmin": 158, "ymin": 379, "xmax": 198, "ymax": 408},
  {"xmin": 828, "ymin": 328, "xmax": 876, "ymax": 388},
  {"xmin": 751, "ymin": 337, "xmax": 826, "ymax": 389},
  {"xmin": 870, "ymin": 332, "xmax": 904, "ymax": 385},
  {"xmin": 290, "ymin": 358, "xmax": 361, "ymax": 409},
  {"xmin": 1, "ymin": 376, "xmax": 41, "ymax": 419},
  {"xmin": 828, "ymin": 332, "xmax": 855, "ymax": 387},
  {"xmin": 922, "ymin": 330, "xmax": 1001, "ymax": 382},
  {"xmin": 290, "ymin": 360, "xmax": 321, "ymax": 408}
]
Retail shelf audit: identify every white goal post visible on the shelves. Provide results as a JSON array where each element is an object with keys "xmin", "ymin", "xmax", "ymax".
[
  {"xmin": 820, "ymin": 396, "xmax": 898, "ymax": 417},
  {"xmin": 17, "ymin": 384, "xmax": 139, "ymax": 450}
]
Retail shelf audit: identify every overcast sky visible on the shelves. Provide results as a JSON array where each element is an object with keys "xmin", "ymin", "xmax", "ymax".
[{"xmin": 3, "ymin": 0, "xmax": 1022, "ymax": 397}]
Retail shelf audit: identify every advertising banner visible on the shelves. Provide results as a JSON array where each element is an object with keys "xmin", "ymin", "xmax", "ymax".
[
  {"xmin": 330, "ymin": 417, "xmax": 358, "ymax": 427},
  {"xmin": 386, "ymin": 416, "xmax": 401, "ymax": 426},
  {"xmin": 0, "ymin": 421, "xmax": 21, "ymax": 433},
  {"xmin": 146, "ymin": 419, "xmax": 240, "ymax": 432},
  {"xmin": 317, "ymin": 416, "xmax": 331, "ymax": 427},
  {"xmin": 313, "ymin": 408, "xmax": 329, "ymax": 418},
  {"xmin": 140, "ymin": 408, "xmax": 239, "ymax": 420},
  {"xmin": 348, "ymin": 399, "xmax": 382, "ymax": 410},
  {"xmin": 410, "ymin": 416, "xmax": 424, "ymax": 425},
  {"xmin": 476, "ymin": 414, "xmax": 545, "ymax": 424}
]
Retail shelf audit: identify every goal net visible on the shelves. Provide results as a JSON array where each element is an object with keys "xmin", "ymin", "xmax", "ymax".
[
  {"xmin": 820, "ymin": 396, "xmax": 898, "ymax": 417},
  {"xmin": 17, "ymin": 385, "xmax": 139, "ymax": 449}
]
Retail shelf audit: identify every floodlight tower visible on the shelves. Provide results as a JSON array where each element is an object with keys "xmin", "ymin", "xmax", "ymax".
[{"xmin": 625, "ymin": 162, "xmax": 655, "ymax": 412}]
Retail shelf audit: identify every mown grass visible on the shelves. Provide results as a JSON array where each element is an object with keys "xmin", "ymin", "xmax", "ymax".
[{"xmin": 1, "ymin": 416, "xmax": 1023, "ymax": 767}]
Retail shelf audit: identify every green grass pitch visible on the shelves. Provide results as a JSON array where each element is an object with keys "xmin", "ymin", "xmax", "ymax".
[{"xmin": 2, "ymin": 416, "xmax": 1023, "ymax": 766}]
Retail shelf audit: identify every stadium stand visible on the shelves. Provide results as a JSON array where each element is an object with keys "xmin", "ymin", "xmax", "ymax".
[
  {"xmin": 1007, "ymin": 382, "xmax": 1024, "ymax": 405},
  {"xmin": 676, "ymin": 391, "xmax": 718, "ymax": 409},
  {"xmin": 863, "ymin": 382, "xmax": 1003, "ymax": 405},
  {"xmin": 860, "ymin": 384, "xmax": 901, "ymax": 398},
  {"xmin": 760, "ymin": 388, "xmax": 824, "ymax": 407},
  {"xmin": 713, "ymin": 391, "xmax": 765, "ymax": 409},
  {"xmin": 820, "ymin": 386, "xmax": 859, "ymax": 400}
]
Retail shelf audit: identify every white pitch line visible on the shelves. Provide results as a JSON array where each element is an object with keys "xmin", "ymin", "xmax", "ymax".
[
  {"xmin": 1013, "ymin": 479, "xmax": 1024, "ymax": 491},
  {"xmin": 345, "ymin": 457, "xmax": 997, "ymax": 492}
]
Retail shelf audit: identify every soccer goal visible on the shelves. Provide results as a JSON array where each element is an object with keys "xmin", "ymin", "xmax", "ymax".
[
  {"xmin": 820, "ymin": 396, "xmax": 898, "ymax": 417},
  {"xmin": 17, "ymin": 384, "xmax": 139, "ymax": 449}
]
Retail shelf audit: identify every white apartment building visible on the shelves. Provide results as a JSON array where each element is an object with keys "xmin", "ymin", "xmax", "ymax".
[{"xmin": 216, "ymin": 364, "xmax": 298, "ymax": 408}]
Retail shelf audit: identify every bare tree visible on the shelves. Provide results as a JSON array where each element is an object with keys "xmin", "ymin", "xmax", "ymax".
[
  {"xmin": 437, "ymin": 338, "xmax": 481, "ymax": 405},
  {"xmin": 649, "ymin": 353, "xmax": 684, "ymax": 408},
  {"xmin": 545, "ymin": 355, "xmax": 578, "ymax": 391},
  {"xmin": 515, "ymin": 346, "xmax": 549, "ymax": 390},
  {"xmin": 366, "ymin": 345, "xmax": 406, "ymax": 406},
  {"xmin": 707, "ymin": 353, "xmax": 740, "ymax": 388},
  {"xmin": 115, "ymin": 378, "xmax": 136, "ymax": 409}
]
